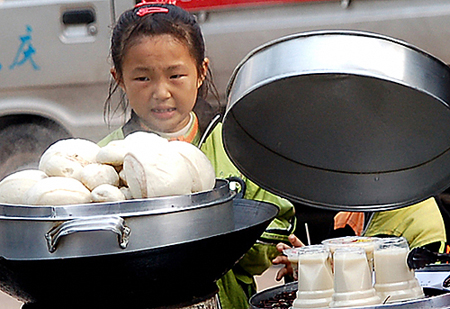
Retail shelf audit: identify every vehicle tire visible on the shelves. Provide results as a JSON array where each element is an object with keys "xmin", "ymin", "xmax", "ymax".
[{"xmin": 0, "ymin": 120, "xmax": 70, "ymax": 179}]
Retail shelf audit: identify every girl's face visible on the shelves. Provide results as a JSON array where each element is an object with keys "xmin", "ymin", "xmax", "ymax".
[{"xmin": 114, "ymin": 34, "xmax": 207, "ymax": 133}]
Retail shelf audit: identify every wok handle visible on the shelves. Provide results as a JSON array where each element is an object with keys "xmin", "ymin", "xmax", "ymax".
[
  {"xmin": 227, "ymin": 176, "xmax": 246, "ymax": 199},
  {"xmin": 45, "ymin": 216, "xmax": 131, "ymax": 253}
]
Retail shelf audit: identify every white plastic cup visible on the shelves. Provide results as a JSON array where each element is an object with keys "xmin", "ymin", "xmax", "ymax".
[
  {"xmin": 329, "ymin": 246, "xmax": 382, "ymax": 308},
  {"xmin": 292, "ymin": 245, "xmax": 334, "ymax": 308},
  {"xmin": 373, "ymin": 237, "xmax": 424, "ymax": 303}
]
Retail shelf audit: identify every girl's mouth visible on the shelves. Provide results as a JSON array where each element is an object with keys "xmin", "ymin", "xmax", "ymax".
[
  {"xmin": 151, "ymin": 107, "xmax": 176, "ymax": 120},
  {"xmin": 152, "ymin": 107, "xmax": 176, "ymax": 113}
]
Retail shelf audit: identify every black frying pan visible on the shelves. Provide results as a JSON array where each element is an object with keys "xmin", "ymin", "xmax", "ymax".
[{"xmin": 224, "ymin": 30, "xmax": 450, "ymax": 211}]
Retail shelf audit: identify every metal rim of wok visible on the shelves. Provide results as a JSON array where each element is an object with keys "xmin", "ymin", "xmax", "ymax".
[
  {"xmin": 223, "ymin": 30, "xmax": 450, "ymax": 211},
  {"xmin": 0, "ymin": 178, "xmax": 234, "ymax": 219}
]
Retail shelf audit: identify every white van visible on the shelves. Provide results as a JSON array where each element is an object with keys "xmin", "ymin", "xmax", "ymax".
[
  {"xmin": 0, "ymin": 0, "xmax": 134, "ymax": 178},
  {"xmin": 1, "ymin": 0, "xmax": 450, "ymax": 179}
]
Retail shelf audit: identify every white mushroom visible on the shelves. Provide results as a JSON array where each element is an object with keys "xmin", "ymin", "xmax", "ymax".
[
  {"xmin": 167, "ymin": 141, "xmax": 216, "ymax": 193},
  {"xmin": 24, "ymin": 177, "xmax": 91, "ymax": 206},
  {"xmin": 119, "ymin": 168, "xmax": 127, "ymax": 186},
  {"xmin": 0, "ymin": 169, "xmax": 48, "ymax": 204},
  {"xmin": 91, "ymin": 184, "xmax": 126, "ymax": 203},
  {"xmin": 119, "ymin": 186, "xmax": 133, "ymax": 200},
  {"xmin": 39, "ymin": 138, "xmax": 100, "ymax": 180},
  {"xmin": 96, "ymin": 139, "xmax": 128, "ymax": 166},
  {"xmin": 124, "ymin": 131, "xmax": 168, "ymax": 151},
  {"xmin": 123, "ymin": 145, "xmax": 192, "ymax": 199},
  {"xmin": 80, "ymin": 163, "xmax": 120, "ymax": 191}
]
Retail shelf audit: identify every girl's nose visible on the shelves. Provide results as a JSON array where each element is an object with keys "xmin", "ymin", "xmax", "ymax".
[{"xmin": 152, "ymin": 80, "xmax": 171, "ymax": 101}]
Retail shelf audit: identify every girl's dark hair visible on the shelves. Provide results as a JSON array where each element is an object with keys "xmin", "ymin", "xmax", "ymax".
[{"xmin": 104, "ymin": 3, "xmax": 220, "ymax": 125}]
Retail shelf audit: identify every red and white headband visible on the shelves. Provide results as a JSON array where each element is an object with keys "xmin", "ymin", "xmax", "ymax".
[{"xmin": 135, "ymin": 0, "xmax": 177, "ymax": 16}]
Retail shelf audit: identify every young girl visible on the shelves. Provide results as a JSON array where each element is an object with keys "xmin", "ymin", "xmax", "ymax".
[{"xmin": 98, "ymin": 1, "xmax": 296, "ymax": 308}]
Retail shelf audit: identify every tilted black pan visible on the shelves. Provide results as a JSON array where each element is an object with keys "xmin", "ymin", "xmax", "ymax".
[{"xmin": 223, "ymin": 30, "xmax": 450, "ymax": 211}]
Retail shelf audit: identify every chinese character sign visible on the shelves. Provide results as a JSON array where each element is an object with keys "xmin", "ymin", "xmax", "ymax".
[{"xmin": 1, "ymin": 25, "xmax": 40, "ymax": 72}]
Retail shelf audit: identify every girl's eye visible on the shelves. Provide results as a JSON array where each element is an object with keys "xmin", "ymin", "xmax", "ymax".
[
  {"xmin": 135, "ymin": 76, "xmax": 149, "ymax": 81},
  {"xmin": 170, "ymin": 74, "xmax": 185, "ymax": 79}
]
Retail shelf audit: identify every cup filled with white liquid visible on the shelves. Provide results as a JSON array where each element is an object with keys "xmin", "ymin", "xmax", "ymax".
[
  {"xmin": 329, "ymin": 246, "xmax": 382, "ymax": 307},
  {"xmin": 373, "ymin": 237, "xmax": 424, "ymax": 303},
  {"xmin": 291, "ymin": 245, "xmax": 334, "ymax": 308},
  {"xmin": 283, "ymin": 247, "xmax": 302, "ymax": 280}
]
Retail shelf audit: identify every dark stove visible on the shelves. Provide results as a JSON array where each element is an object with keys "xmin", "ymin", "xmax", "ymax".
[{"xmin": 21, "ymin": 287, "xmax": 221, "ymax": 309}]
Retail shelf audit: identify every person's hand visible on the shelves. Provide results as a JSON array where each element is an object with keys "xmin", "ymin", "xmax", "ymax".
[{"xmin": 272, "ymin": 234, "xmax": 305, "ymax": 281}]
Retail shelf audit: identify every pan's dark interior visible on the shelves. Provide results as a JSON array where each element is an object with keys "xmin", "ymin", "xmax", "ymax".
[
  {"xmin": 0, "ymin": 200, "xmax": 278, "ymax": 308},
  {"xmin": 223, "ymin": 74, "xmax": 450, "ymax": 211}
]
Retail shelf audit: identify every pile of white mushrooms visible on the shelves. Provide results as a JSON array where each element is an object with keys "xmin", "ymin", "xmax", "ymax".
[{"xmin": 0, "ymin": 132, "xmax": 216, "ymax": 206}]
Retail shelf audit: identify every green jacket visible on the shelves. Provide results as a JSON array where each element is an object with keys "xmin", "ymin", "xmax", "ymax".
[
  {"xmin": 364, "ymin": 197, "xmax": 446, "ymax": 251},
  {"xmin": 98, "ymin": 120, "xmax": 296, "ymax": 309}
]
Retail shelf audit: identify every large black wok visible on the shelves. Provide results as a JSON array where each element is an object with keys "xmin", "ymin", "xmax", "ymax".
[
  {"xmin": 0, "ymin": 181, "xmax": 279, "ymax": 308},
  {"xmin": 223, "ymin": 30, "xmax": 450, "ymax": 211}
]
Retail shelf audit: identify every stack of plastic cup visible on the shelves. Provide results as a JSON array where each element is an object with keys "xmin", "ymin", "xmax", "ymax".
[
  {"xmin": 373, "ymin": 237, "xmax": 424, "ymax": 303},
  {"xmin": 329, "ymin": 247, "xmax": 382, "ymax": 307},
  {"xmin": 292, "ymin": 245, "xmax": 334, "ymax": 309},
  {"xmin": 283, "ymin": 247, "xmax": 302, "ymax": 280}
]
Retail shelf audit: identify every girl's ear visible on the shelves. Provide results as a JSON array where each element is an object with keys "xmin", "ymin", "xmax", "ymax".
[
  {"xmin": 111, "ymin": 67, "xmax": 124, "ymax": 89},
  {"xmin": 198, "ymin": 58, "xmax": 209, "ymax": 88}
]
